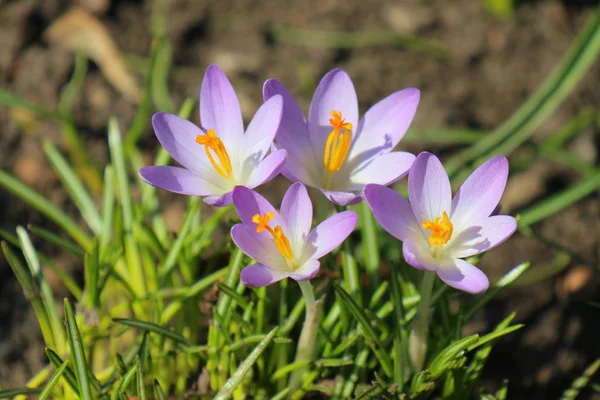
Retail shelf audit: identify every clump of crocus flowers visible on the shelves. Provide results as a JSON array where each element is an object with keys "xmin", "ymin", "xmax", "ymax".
[{"xmin": 140, "ymin": 63, "xmax": 517, "ymax": 377}]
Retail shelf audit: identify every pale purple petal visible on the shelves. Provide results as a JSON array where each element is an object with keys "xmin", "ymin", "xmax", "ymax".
[
  {"xmin": 448, "ymin": 215, "xmax": 517, "ymax": 259},
  {"xmin": 437, "ymin": 259, "xmax": 489, "ymax": 294},
  {"xmin": 349, "ymin": 88, "xmax": 420, "ymax": 163},
  {"xmin": 402, "ymin": 238, "xmax": 438, "ymax": 271},
  {"xmin": 231, "ymin": 186, "xmax": 283, "ymax": 228},
  {"xmin": 200, "ymin": 65, "xmax": 244, "ymax": 148},
  {"xmin": 320, "ymin": 189, "xmax": 362, "ymax": 206},
  {"xmin": 203, "ymin": 191, "xmax": 233, "ymax": 207},
  {"xmin": 152, "ymin": 113, "xmax": 216, "ymax": 177},
  {"xmin": 306, "ymin": 211, "xmax": 357, "ymax": 259},
  {"xmin": 363, "ymin": 184, "xmax": 420, "ymax": 241},
  {"xmin": 139, "ymin": 166, "xmax": 223, "ymax": 196},
  {"xmin": 242, "ymin": 94, "xmax": 283, "ymax": 163},
  {"xmin": 263, "ymin": 79, "xmax": 320, "ymax": 186},
  {"xmin": 280, "ymin": 183, "xmax": 312, "ymax": 248},
  {"xmin": 240, "ymin": 264, "xmax": 289, "ymax": 288},
  {"xmin": 451, "ymin": 156, "xmax": 509, "ymax": 230},
  {"xmin": 289, "ymin": 259, "xmax": 320, "ymax": 281},
  {"xmin": 408, "ymin": 152, "xmax": 452, "ymax": 224},
  {"xmin": 231, "ymin": 224, "xmax": 287, "ymax": 269},
  {"xmin": 308, "ymin": 69, "xmax": 358, "ymax": 158},
  {"xmin": 350, "ymin": 151, "xmax": 415, "ymax": 188},
  {"xmin": 246, "ymin": 149, "xmax": 287, "ymax": 188}
]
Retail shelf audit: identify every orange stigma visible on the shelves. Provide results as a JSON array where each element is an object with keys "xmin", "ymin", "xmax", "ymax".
[
  {"xmin": 422, "ymin": 211, "xmax": 453, "ymax": 248},
  {"xmin": 195, "ymin": 129, "xmax": 233, "ymax": 179},
  {"xmin": 252, "ymin": 213, "xmax": 294, "ymax": 260},
  {"xmin": 323, "ymin": 110, "xmax": 352, "ymax": 173}
]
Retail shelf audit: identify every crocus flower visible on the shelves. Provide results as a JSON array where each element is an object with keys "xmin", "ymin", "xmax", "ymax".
[
  {"xmin": 364, "ymin": 152, "xmax": 517, "ymax": 294},
  {"xmin": 263, "ymin": 69, "xmax": 419, "ymax": 206},
  {"xmin": 140, "ymin": 64, "xmax": 287, "ymax": 207},
  {"xmin": 231, "ymin": 183, "xmax": 357, "ymax": 287}
]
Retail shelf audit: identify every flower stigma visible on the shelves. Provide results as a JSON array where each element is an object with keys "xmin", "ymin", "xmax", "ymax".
[
  {"xmin": 252, "ymin": 212, "xmax": 294, "ymax": 260},
  {"xmin": 323, "ymin": 110, "xmax": 352, "ymax": 174},
  {"xmin": 196, "ymin": 129, "xmax": 233, "ymax": 179},
  {"xmin": 422, "ymin": 211, "xmax": 453, "ymax": 248}
]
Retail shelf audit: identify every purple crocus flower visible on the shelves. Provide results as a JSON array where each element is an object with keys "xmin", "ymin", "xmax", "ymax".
[
  {"xmin": 231, "ymin": 183, "xmax": 357, "ymax": 287},
  {"xmin": 139, "ymin": 64, "xmax": 287, "ymax": 207},
  {"xmin": 364, "ymin": 152, "xmax": 517, "ymax": 294},
  {"xmin": 263, "ymin": 69, "xmax": 419, "ymax": 206}
]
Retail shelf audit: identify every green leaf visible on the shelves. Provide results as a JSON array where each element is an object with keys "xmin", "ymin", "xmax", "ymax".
[
  {"xmin": 0, "ymin": 387, "xmax": 42, "ymax": 398},
  {"xmin": 46, "ymin": 348, "xmax": 79, "ymax": 395},
  {"xmin": 153, "ymin": 380, "xmax": 167, "ymax": 400},
  {"xmin": 0, "ymin": 89, "xmax": 61, "ymax": 121},
  {"xmin": 111, "ymin": 363, "xmax": 137, "ymax": 400},
  {"xmin": 0, "ymin": 169, "xmax": 92, "ymax": 250},
  {"xmin": 136, "ymin": 357, "xmax": 147, "ymax": 400},
  {"xmin": 43, "ymin": 141, "xmax": 102, "ymax": 234},
  {"xmin": 64, "ymin": 298, "xmax": 93, "ymax": 400},
  {"xmin": 112, "ymin": 318, "xmax": 189, "ymax": 345},
  {"xmin": 560, "ymin": 358, "xmax": 600, "ymax": 400},
  {"xmin": 334, "ymin": 283, "xmax": 393, "ymax": 377},
  {"xmin": 214, "ymin": 326, "xmax": 278, "ymax": 400},
  {"xmin": 27, "ymin": 224, "xmax": 84, "ymax": 258},
  {"xmin": 38, "ymin": 360, "xmax": 70, "ymax": 400}
]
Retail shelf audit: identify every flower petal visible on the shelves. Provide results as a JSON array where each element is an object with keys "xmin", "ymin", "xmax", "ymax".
[
  {"xmin": 245, "ymin": 149, "xmax": 287, "ymax": 188},
  {"xmin": 242, "ymin": 94, "xmax": 283, "ymax": 164},
  {"xmin": 436, "ymin": 259, "xmax": 489, "ymax": 294},
  {"xmin": 289, "ymin": 259, "xmax": 320, "ymax": 281},
  {"xmin": 448, "ymin": 215, "xmax": 517, "ymax": 259},
  {"xmin": 402, "ymin": 238, "xmax": 438, "ymax": 271},
  {"xmin": 306, "ymin": 210, "xmax": 357, "ymax": 259},
  {"xmin": 308, "ymin": 69, "xmax": 358, "ymax": 159},
  {"xmin": 200, "ymin": 64, "xmax": 244, "ymax": 150},
  {"xmin": 350, "ymin": 88, "xmax": 420, "ymax": 163},
  {"xmin": 152, "ymin": 112, "xmax": 218, "ymax": 178},
  {"xmin": 231, "ymin": 224, "xmax": 287, "ymax": 269},
  {"xmin": 203, "ymin": 191, "xmax": 233, "ymax": 207},
  {"xmin": 450, "ymin": 156, "xmax": 509, "ymax": 230},
  {"xmin": 231, "ymin": 186, "xmax": 282, "ymax": 228},
  {"xmin": 350, "ymin": 151, "xmax": 415, "ymax": 188},
  {"xmin": 280, "ymin": 183, "xmax": 313, "ymax": 251},
  {"xmin": 240, "ymin": 264, "xmax": 289, "ymax": 287},
  {"xmin": 363, "ymin": 184, "xmax": 420, "ymax": 241},
  {"xmin": 320, "ymin": 189, "xmax": 362, "ymax": 206},
  {"xmin": 263, "ymin": 79, "xmax": 320, "ymax": 186},
  {"xmin": 139, "ymin": 166, "xmax": 223, "ymax": 196},
  {"xmin": 408, "ymin": 152, "xmax": 452, "ymax": 224}
]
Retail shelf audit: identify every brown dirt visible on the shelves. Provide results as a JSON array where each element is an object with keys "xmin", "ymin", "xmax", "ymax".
[{"xmin": 1, "ymin": 0, "xmax": 599, "ymax": 398}]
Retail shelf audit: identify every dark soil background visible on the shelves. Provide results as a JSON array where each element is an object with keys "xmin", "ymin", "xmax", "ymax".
[{"xmin": 1, "ymin": 0, "xmax": 599, "ymax": 398}]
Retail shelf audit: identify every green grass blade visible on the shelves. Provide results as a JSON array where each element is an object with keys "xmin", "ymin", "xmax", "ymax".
[
  {"xmin": 153, "ymin": 380, "xmax": 166, "ymax": 400},
  {"xmin": 27, "ymin": 224, "xmax": 84, "ymax": 258},
  {"xmin": 560, "ymin": 358, "xmax": 600, "ymax": 400},
  {"xmin": 445, "ymin": 5, "xmax": 600, "ymax": 178},
  {"xmin": 43, "ymin": 141, "xmax": 102, "ymax": 234},
  {"xmin": 38, "ymin": 360, "xmax": 70, "ymax": 400},
  {"xmin": 0, "ymin": 89, "xmax": 61, "ymax": 121},
  {"xmin": 64, "ymin": 298, "xmax": 93, "ymax": 400},
  {"xmin": 112, "ymin": 318, "xmax": 189, "ymax": 345},
  {"xmin": 0, "ymin": 388, "xmax": 42, "ymax": 398},
  {"xmin": 0, "ymin": 169, "xmax": 92, "ymax": 250},
  {"xmin": 100, "ymin": 166, "xmax": 115, "ymax": 249},
  {"xmin": 46, "ymin": 348, "xmax": 79, "ymax": 395},
  {"xmin": 214, "ymin": 326, "xmax": 278, "ymax": 400},
  {"xmin": 2, "ymin": 242, "xmax": 54, "ymax": 347},
  {"xmin": 17, "ymin": 227, "xmax": 66, "ymax": 353},
  {"xmin": 111, "ymin": 363, "xmax": 137, "ymax": 400},
  {"xmin": 136, "ymin": 357, "xmax": 147, "ymax": 400},
  {"xmin": 333, "ymin": 283, "xmax": 393, "ymax": 377},
  {"xmin": 358, "ymin": 201, "xmax": 380, "ymax": 285}
]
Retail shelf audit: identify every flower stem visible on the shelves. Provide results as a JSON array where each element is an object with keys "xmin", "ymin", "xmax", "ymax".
[
  {"xmin": 409, "ymin": 270, "xmax": 436, "ymax": 371},
  {"xmin": 289, "ymin": 280, "xmax": 321, "ymax": 396}
]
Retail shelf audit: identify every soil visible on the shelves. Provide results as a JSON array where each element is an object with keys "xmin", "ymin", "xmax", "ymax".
[{"xmin": 1, "ymin": 0, "xmax": 599, "ymax": 398}]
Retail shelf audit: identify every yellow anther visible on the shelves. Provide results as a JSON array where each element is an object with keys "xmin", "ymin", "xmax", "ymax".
[
  {"xmin": 422, "ymin": 211, "xmax": 453, "ymax": 248},
  {"xmin": 323, "ymin": 110, "xmax": 352, "ymax": 173},
  {"xmin": 196, "ymin": 129, "xmax": 233, "ymax": 179},
  {"xmin": 252, "ymin": 213, "xmax": 294, "ymax": 260}
]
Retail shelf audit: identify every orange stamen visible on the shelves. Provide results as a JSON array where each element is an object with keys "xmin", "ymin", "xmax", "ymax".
[
  {"xmin": 252, "ymin": 212, "xmax": 294, "ymax": 260},
  {"xmin": 195, "ymin": 129, "xmax": 233, "ymax": 179},
  {"xmin": 422, "ymin": 211, "xmax": 453, "ymax": 248},
  {"xmin": 323, "ymin": 110, "xmax": 352, "ymax": 173}
]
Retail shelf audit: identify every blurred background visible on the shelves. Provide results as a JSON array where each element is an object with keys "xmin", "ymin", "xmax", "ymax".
[{"xmin": 0, "ymin": 0, "xmax": 599, "ymax": 398}]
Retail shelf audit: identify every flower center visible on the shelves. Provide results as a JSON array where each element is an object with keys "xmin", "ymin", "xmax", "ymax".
[
  {"xmin": 195, "ymin": 129, "xmax": 233, "ymax": 179},
  {"xmin": 252, "ymin": 212, "xmax": 294, "ymax": 260},
  {"xmin": 323, "ymin": 110, "xmax": 352, "ymax": 174},
  {"xmin": 422, "ymin": 211, "xmax": 453, "ymax": 248}
]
